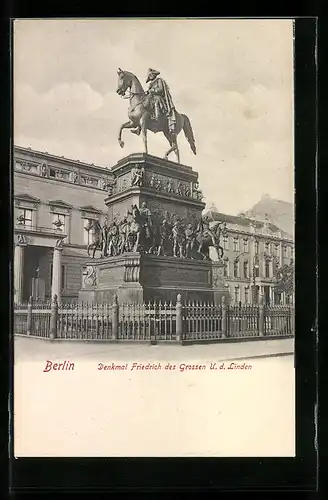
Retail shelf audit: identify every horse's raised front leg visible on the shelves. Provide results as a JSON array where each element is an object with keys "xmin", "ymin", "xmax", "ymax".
[{"xmin": 118, "ymin": 120, "xmax": 135, "ymax": 148}]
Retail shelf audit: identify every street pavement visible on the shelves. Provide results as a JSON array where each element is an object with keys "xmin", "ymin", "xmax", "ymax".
[{"xmin": 14, "ymin": 335, "xmax": 294, "ymax": 363}]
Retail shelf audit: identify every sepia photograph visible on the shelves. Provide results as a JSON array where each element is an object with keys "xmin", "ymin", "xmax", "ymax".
[{"xmin": 13, "ymin": 18, "xmax": 295, "ymax": 457}]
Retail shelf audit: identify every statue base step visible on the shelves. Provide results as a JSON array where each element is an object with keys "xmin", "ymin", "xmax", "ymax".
[{"xmin": 79, "ymin": 253, "xmax": 229, "ymax": 305}]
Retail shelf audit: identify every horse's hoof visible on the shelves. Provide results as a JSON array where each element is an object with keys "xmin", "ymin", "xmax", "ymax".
[{"xmin": 119, "ymin": 141, "xmax": 124, "ymax": 148}]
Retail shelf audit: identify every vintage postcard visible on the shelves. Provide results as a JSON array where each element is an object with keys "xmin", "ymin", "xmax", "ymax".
[{"xmin": 13, "ymin": 18, "xmax": 295, "ymax": 457}]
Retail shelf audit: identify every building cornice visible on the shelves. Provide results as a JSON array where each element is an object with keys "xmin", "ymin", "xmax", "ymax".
[{"xmin": 14, "ymin": 145, "xmax": 111, "ymax": 175}]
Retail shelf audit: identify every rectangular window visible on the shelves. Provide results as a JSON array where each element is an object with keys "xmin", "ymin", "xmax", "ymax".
[
  {"xmin": 265, "ymin": 260, "xmax": 270, "ymax": 278},
  {"xmin": 290, "ymin": 246, "xmax": 294, "ymax": 259},
  {"xmin": 245, "ymin": 287, "xmax": 249, "ymax": 304},
  {"xmin": 17, "ymin": 208, "xmax": 33, "ymax": 227},
  {"xmin": 254, "ymin": 240, "xmax": 259, "ymax": 254},
  {"xmin": 233, "ymin": 260, "xmax": 239, "ymax": 278},
  {"xmin": 52, "ymin": 213, "xmax": 67, "ymax": 241},
  {"xmin": 50, "ymin": 264, "xmax": 66, "ymax": 291},
  {"xmin": 243, "ymin": 261, "xmax": 249, "ymax": 278},
  {"xmin": 233, "ymin": 237, "xmax": 239, "ymax": 252},
  {"xmin": 223, "ymin": 236, "xmax": 229, "ymax": 250},
  {"xmin": 49, "ymin": 168, "xmax": 56, "ymax": 177},
  {"xmin": 243, "ymin": 238, "xmax": 249, "ymax": 253},
  {"xmin": 265, "ymin": 241, "xmax": 270, "ymax": 253}
]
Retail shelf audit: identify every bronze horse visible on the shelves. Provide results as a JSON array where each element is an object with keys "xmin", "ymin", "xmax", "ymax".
[
  {"xmin": 196, "ymin": 221, "xmax": 225, "ymax": 261},
  {"xmin": 85, "ymin": 219, "xmax": 103, "ymax": 259},
  {"xmin": 116, "ymin": 69, "xmax": 196, "ymax": 163}
]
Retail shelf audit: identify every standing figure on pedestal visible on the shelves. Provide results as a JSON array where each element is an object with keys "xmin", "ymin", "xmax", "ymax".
[
  {"xmin": 157, "ymin": 211, "xmax": 172, "ymax": 257},
  {"xmin": 139, "ymin": 202, "xmax": 153, "ymax": 240},
  {"xmin": 185, "ymin": 223, "xmax": 197, "ymax": 259},
  {"xmin": 101, "ymin": 215, "xmax": 109, "ymax": 257},
  {"xmin": 172, "ymin": 219, "xmax": 186, "ymax": 258},
  {"xmin": 131, "ymin": 165, "xmax": 145, "ymax": 187},
  {"xmin": 118, "ymin": 216, "xmax": 130, "ymax": 254},
  {"xmin": 107, "ymin": 218, "xmax": 120, "ymax": 257}
]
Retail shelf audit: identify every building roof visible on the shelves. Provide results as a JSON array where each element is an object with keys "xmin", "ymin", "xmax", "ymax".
[{"xmin": 204, "ymin": 209, "xmax": 292, "ymax": 240}]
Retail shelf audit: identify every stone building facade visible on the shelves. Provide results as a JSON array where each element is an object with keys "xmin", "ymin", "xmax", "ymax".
[
  {"xmin": 13, "ymin": 145, "xmax": 113, "ymax": 303},
  {"xmin": 205, "ymin": 210, "xmax": 294, "ymax": 305},
  {"xmin": 13, "ymin": 145, "xmax": 294, "ymax": 305}
]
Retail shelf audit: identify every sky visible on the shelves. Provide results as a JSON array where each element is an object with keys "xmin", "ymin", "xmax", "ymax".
[{"xmin": 14, "ymin": 19, "xmax": 294, "ymax": 215}]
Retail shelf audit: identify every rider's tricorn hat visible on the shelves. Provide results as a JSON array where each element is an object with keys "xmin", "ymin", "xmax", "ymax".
[{"xmin": 146, "ymin": 68, "xmax": 160, "ymax": 83}]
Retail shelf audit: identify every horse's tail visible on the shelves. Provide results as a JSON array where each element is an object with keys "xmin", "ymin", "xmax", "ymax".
[{"xmin": 181, "ymin": 114, "xmax": 196, "ymax": 155}]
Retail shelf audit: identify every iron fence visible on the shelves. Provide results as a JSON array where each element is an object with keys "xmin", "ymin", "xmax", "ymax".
[
  {"xmin": 227, "ymin": 304, "xmax": 260, "ymax": 338},
  {"xmin": 13, "ymin": 295, "xmax": 294, "ymax": 343},
  {"xmin": 118, "ymin": 301, "xmax": 177, "ymax": 341},
  {"xmin": 57, "ymin": 302, "xmax": 113, "ymax": 340},
  {"xmin": 183, "ymin": 302, "xmax": 223, "ymax": 341}
]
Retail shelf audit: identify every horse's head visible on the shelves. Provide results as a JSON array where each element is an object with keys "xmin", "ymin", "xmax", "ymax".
[{"xmin": 116, "ymin": 68, "xmax": 131, "ymax": 96}]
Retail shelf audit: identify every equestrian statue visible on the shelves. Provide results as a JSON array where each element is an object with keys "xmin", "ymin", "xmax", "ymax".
[{"xmin": 116, "ymin": 68, "xmax": 196, "ymax": 164}]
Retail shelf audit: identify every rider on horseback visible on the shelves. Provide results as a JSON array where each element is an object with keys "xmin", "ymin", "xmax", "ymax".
[{"xmin": 145, "ymin": 68, "xmax": 177, "ymax": 135}]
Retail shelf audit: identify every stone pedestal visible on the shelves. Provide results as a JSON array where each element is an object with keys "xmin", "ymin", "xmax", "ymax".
[
  {"xmin": 78, "ymin": 154, "xmax": 229, "ymax": 305},
  {"xmin": 105, "ymin": 153, "xmax": 205, "ymax": 227},
  {"xmin": 79, "ymin": 253, "xmax": 229, "ymax": 305}
]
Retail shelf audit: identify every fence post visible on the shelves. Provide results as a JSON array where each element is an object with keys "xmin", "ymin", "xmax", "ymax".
[
  {"xmin": 221, "ymin": 295, "xmax": 227, "ymax": 338},
  {"xmin": 112, "ymin": 294, "xmax": 118, "ymax": 340},
  {"xmin": 49, "ymin": 294, "xmax": 58, "ymax": 340},
  {"xmin": 259, "ymin": 295, "xmax": 264, "ymax": 337},
  {"xmin": 176, "ymin": 294, "xmax": 182, "ymax": 343},
  {"xmin": 27, "ymin": 295, "xmax": 33, "ymax": 335}
]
